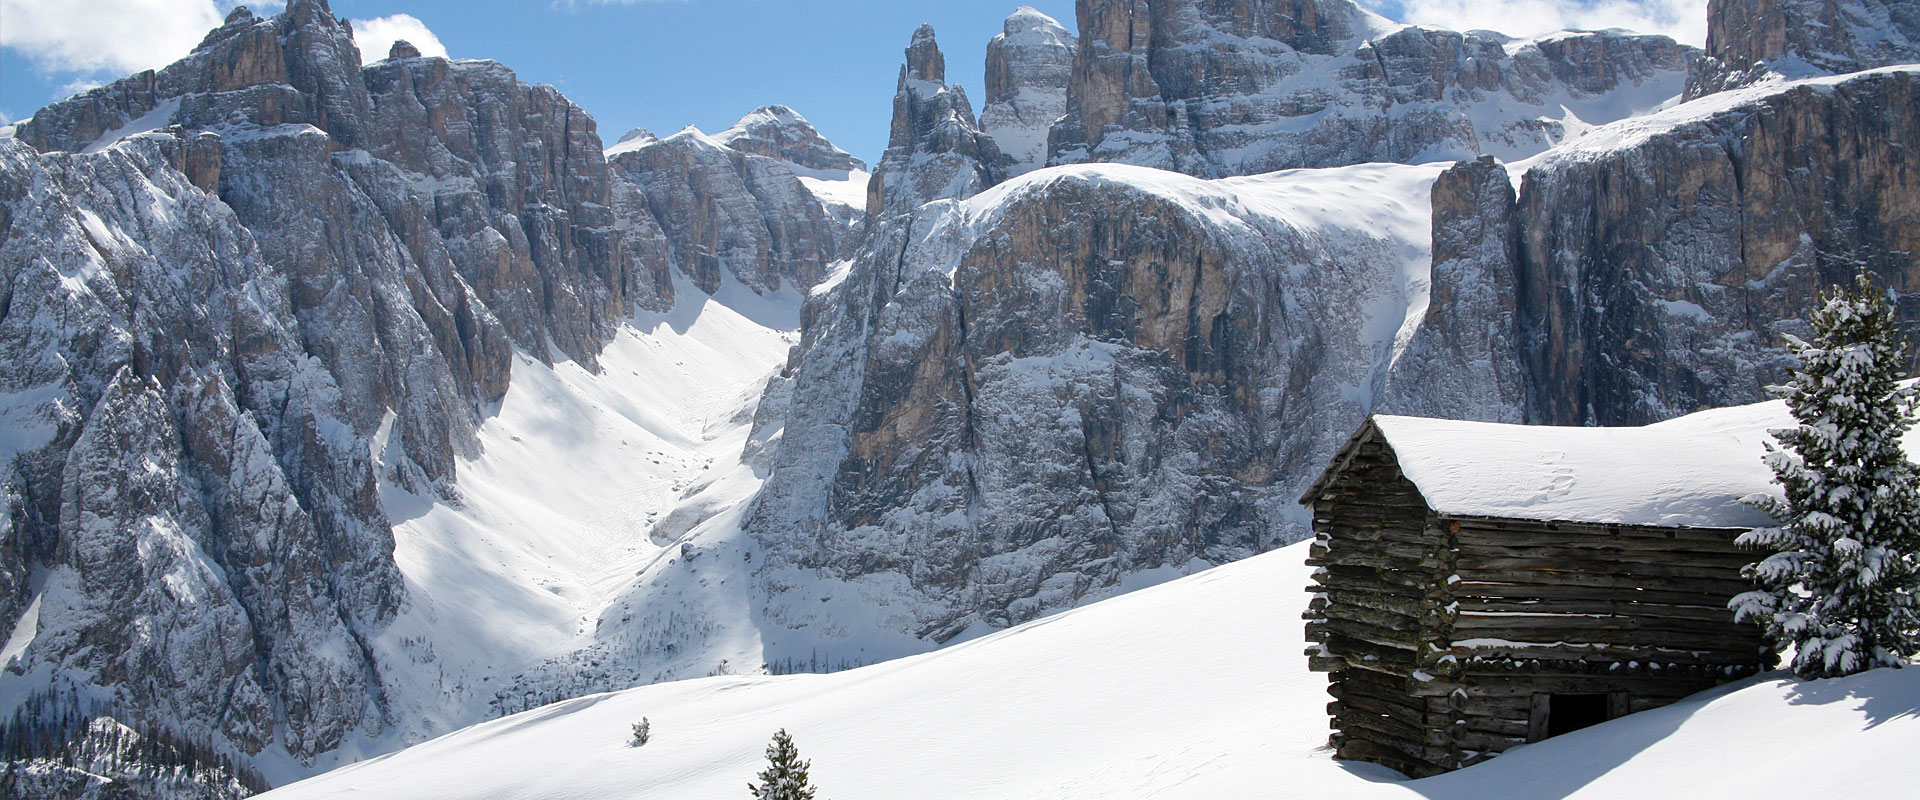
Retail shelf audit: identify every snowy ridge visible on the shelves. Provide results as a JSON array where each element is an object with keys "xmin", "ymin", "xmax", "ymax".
[
  {"xmin": 260, "ymin": 536, "xmax": 1920, "ymax": 799},
  {"xmin": 1523, "ymin": 65, "xmax": 1920, "ymax": 170}
]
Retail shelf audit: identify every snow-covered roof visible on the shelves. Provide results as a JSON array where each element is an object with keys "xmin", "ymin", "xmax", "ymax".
[{"xmin": 1308, "ymin": 397, "xmax": 1816, "ymax": 529}]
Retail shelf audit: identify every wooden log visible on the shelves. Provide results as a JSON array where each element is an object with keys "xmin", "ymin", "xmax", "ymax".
[
  {"xmin": 1320, "ymin": 601, "xmax": 1426, "ymax": 633},
  {"xmin": 1444, "ymin": 645, "xmax": 1766, "ymax": 669},
  {"xmin": 1452, "ymin": 526, "xmax": 1749, "ymax": 549},
  {"xmin": 1335, "ymin": 704, "xmax": 1428, "ymax": 743},
  {"xmin": 1455, "ymin": 581, "xmax": 1748, "ymax": 608},
  {"xmin": 1317, "ymin": 535, "xmax": 1446, "ymax": 563},
  {"xmin": 1448, "ymin": 624, "xmax": 1763, "ymax": 652},
  {"xmin": 1329, "ymin": 689, "xmax": 1428, "ymax": 731},
  {"xmin": 1450, "ymin": 517, "xmax": 1748, "ymax": 542},
  {"xmin": 1436, "ymin": 673, "xmax": 1731, "ymax": 696},
  {"xmin": 1452, "ymin": 611, "xmax": 1760, "ymax": 639},
  {"xmin": 1335, "ymin": 737, "xmax": 1444, "ymax": 778},
  {"xmin": 1451, "ymin": 567, "xmax": 1753, "ymax": 596},
  {"xmin": 1451, "ymin": 554, "xmax": 1754, "ymax": 581},
  {"xmin": 1457, "ymin": 714, "xmax": 1531, "ymax": 738},
  {"xmin": 1456, "ymin": 597, "xmax": 1740, "ymax": 623},
  {"xmin": 1322, "ymin": 587, "xmax": 1437, "ymax": 619},
  {"xmin": 1325, "ymin": 563, "xmax": 1447, "ymax": 593},
  {"xmin": 1317, "ymin": 523, "xmax": 1436, "ymax": 547}
]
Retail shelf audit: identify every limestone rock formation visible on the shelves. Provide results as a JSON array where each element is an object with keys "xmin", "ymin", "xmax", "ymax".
[
  {"xmin": 981, "ymin": 7, "xmax": 1077, "ymax": 176},
  {"xmin": 0, "ymin": 130, "xmax": 391, "ymax": 761},
  {"xmin": 866, "ymin": 25, "xmax": 1005, "ymax": 220},
  {"xmin": 0, "ymin": 0, "xmax": 676, "ymax": 769},
  {"xmin": 608, "ymin": 126, "xmax": 841, "ymax": 295},
  {"xmin": 1377, "ymin": 156, "xmax": 1526, "ymax": 422},
  {"xmin": 1048, "ymin": 0, "xmax": 1695, "ymax": 177},
  {"xmin": 714, "ymin": 105, "xmax": 867, "ymax": 175},
  {"xmin": 1687, "ymin": 0, "xmax": 1920, "ymax": 98},
  {"xmin": 1515, "ymin": 67, "xmax": 1920, "ymax": 425},
  {"xmin": 749, "ymin": 160, "xmax": 1451, "ymax": 639},
  {"xmin": 711, "ymin": 106, "xmax": 871, "ymax": 233}
]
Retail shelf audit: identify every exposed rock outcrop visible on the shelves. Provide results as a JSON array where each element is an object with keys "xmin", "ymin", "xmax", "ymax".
[
  {"xmin": 0, "ymin": 130, "xmax": 392, "ymax": 761},
  {"xmin": 1377, "ymin": 156, "xmax": 1526, "ymax": 422},
  {"xmin": 749, "ymin": 161, "xmax": 1449, "ymax": 639},
  {"xmin": 866, "ymin": 25, "xmax": 1005, "ymax": 220},
  {"xmin": 714, "ymin": 105, "xmax": 867, "ymax": 175},
  {"xmin": 1049, "ymin": 0, "xmax": 1695, "ymax": 177},
  {"xmin": 1686, "ymin": 0, "xmax": 1920, "ymax": 98},
  {"xmin": 608, "ymin": 127, "xmax": 840, "ymax": 295},
  {"xmin": 1516, "ymin": 67, "xmax": 1920, "ymax": 425},
  {"xmin": 981, "ymin": 7, "xmax": 1077, "ymax": 176},
  {"xmin": 710, "ymin": 106, "xmax": 871, "ymax": 235},
  {"xmin": 0, "ymin": 0, "xmax": 677, "ymax": 769}
]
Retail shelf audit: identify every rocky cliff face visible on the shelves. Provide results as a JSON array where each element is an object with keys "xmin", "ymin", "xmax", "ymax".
[
  {"xmin": 714, "ymin": 105, "xmax": 867, "ymax": 176},
  {"xmin": 1687, "ymin": 0, "xmax": 1920, "ymax": 98},
  {"xmin": 866, "ymin": 25, "xmax": 1006, "ymax": 220},
  {"xmin": 0, "ymin": 130, "xmax": 392, "ymax": 762},
  {"xmin": 1515, "ymin": 67, "xmax": 1920, "ymax": 425},
  {"xmin": 608, "ymin": 127, "xmax": 841, "ymax": 295},
  {"xmin": 981, "ymin": 7, "xmax": 1077, "ymax": 176},
  {"xmin": 1377, "ymin": 156, "xmax": 1526, "ymax": 422},
  {"xmin": 0, "ymin": 0, "xmax": 689, "ymax": 770},
  {"xmin": 1048, "ymin": 0, "xmax": 1695, "ymax": 177},
  {"xmin": 749, "ymin": 158, "xmax": 1451, "ymax": 638}
]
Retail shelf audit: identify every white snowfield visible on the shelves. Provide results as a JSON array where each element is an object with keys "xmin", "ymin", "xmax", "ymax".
[
  {"xmin": 1368, "ymin": 398, "xmax": 1792, "ymax": 529},
  {"xmin": 260, "ymin": 533, "xmax": 1920, "ymax": 799}
]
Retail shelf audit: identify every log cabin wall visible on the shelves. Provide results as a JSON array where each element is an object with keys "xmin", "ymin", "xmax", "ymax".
[
  {"xmin": 1304, "ymin": 421, "xmax": 1771, "ymax": 777},
  {"xmin": 1303, "ymin": 428, "xmax": 1459, "ymax": 777}
]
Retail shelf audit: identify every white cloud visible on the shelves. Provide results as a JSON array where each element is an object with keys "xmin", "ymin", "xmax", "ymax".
[
  {"xmin": 350, "ymin": 14, "xmax": 449, "ymax": 64},
  {"xmin": 1392, "ymin": 0, "xmax": 1708, "ymax": 46},
  {"xmin": 59, "ymin": 78, "xmax": 106, "ymax": 98},
  {"xmin": 0, "ymin": 0, "xmax": 227, "ymax": 74}
]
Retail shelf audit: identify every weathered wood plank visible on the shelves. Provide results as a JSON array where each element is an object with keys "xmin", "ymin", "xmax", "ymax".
[
  {"xmin": 1452, "ymin": 554, "xmax": 1755, "ymax": 581},
  {"xmin": 1452, "ymin": 568, "xmax": 1753, "ymax": 595},
  {"xmin": 1456, "ymin": 597, "xmax": 1740, "ymax": 623},
  {"xmin": 1452, "ymin": 612, "xmax": 1760, "ymax": 638},
  {"xmin": 1455, "ymin": 581, "xmax": 1746, "ymax": 608}
]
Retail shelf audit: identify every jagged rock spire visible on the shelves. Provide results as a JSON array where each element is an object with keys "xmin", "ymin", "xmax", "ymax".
[
  {"xmin": 866, "ymin": 24, "xmax": 1004, "ymax": 220},
  {"xmin": 981, "ymin": 7, "xmax": 1076, "ymax": 176}
]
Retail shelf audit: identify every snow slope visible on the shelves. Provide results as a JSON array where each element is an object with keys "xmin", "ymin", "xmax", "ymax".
[
  {"xmin": 258, "ymin": 279, "xmax": 803, "ymax": 780},
  {"xmin": 260, "ymin": 535, "xmax": 1920, "ymax": 799}
]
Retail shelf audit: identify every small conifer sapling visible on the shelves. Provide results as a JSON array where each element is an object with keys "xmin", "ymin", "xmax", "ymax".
[
  {"xmin": 747, "ymin": 728, "xmax": 816, "ymax": 800},
  {"xmin": 629, "ymin": 717, "xmax": 651, "ymax": 748}
]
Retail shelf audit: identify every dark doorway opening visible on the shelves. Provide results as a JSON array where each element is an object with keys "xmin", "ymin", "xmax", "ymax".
[{"xmin": 1546, "ymin": 693, "xmax": 1612, "ymax": 737}]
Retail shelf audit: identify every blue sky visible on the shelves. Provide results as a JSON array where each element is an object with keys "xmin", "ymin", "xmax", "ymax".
[{"xmin": 0, "ymin": 1, "xmax": 1706, "ymax": 164}]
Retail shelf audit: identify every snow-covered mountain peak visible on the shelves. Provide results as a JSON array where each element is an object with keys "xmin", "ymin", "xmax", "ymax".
[
  {"xmin": 714, "ymin": 104, "xmax": 867, "ymax": 175},
  {"xmin": 998, "ymin": 6, "xmax": 1072, "ymax": 42}
]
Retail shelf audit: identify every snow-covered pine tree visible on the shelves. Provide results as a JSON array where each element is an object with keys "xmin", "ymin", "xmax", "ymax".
[
  {"xmin": 1732, "ymin": 271, "xmax": 1920, "ymax": 679},
  {"xmin": 629, "ymin": 717, "xmax": 650, "ymax": 747},
  {"xmin": 747, "ymin": 728, "xmax": 817, "ymax": 800}
]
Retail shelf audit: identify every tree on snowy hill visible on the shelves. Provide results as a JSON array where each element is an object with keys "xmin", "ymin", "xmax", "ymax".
[
  {"xmin": 1733, "ymin": 271, "xmax": 1920, "ymax": 679},
  {"xmin": 748, "ymin": 728, "xmax": 818, "ymax": 800}
]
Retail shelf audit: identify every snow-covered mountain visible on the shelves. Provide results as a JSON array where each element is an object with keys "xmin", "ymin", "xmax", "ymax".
[
  {"xmin": 2, "ymin": 0, "xmax": 1918, "ymax": 795},
  {"xmin": 1046, "ymin": 0, "xmax": 1696, "ymax": 177}
]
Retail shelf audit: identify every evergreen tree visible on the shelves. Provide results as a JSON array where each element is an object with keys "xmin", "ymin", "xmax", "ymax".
[
  {"xmin": 1732, "ymin": 272, "xmax": 1920, "ymax": 679},
  {"xmin": 629, "ymin": 717, "xmax": 650, "ymax": 747},
  {"xmin": 747, "ymin": 728, "xmax": 817, "ymax": 800}
]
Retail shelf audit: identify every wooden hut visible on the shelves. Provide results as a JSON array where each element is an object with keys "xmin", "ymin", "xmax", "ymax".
[{"xmin": 1300, "ymin": 408, "xmax": 1784, "ymax": 777}]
